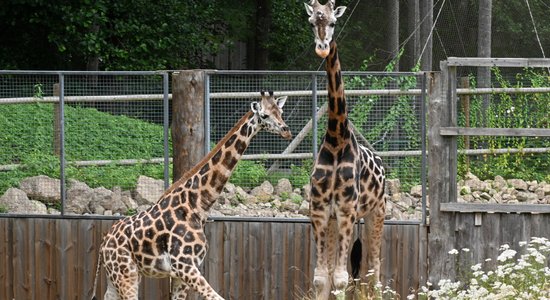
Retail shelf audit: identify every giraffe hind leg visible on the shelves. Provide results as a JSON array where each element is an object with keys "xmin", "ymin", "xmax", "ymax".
[
  {"xmin": 102, "ymin": 249, "xmax": 141, "ymax": 300},
  {"xmin": 171, "ymin": 278, "xmax": 191, "ymax": 300},
  {"xmin": 174, "ymin": 263, "xmax": 224, "ymax": 300}
]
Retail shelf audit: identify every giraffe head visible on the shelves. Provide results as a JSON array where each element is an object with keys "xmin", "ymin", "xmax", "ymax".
[
  {"xmin": 251, "ymin": 90, "xmax": 292, "ymax": 140},
  {"xmin": 304, "ymin": 0, "xmax": 347, "ymax": 58}
]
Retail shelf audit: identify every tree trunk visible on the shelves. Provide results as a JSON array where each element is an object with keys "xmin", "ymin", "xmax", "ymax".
[
  {"xmin": 171, "ymin": 70, "xmax": 206, "ymax": 181},
  {"xmin": 406, "ymin": 0, "xmax": 420, "ymax": 70},
  {"xmin": 420, "ymin": 0, "xmax": 433, "ymax": 71},
  {"xmin": 478, "ymin": 0, "xmax": 492, "ymax": 126},
  {"xmin": 387, "ymin": 0, "xmax": 400, "ymax": 71}
]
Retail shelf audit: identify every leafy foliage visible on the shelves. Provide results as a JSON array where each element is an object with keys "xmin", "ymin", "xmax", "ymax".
[{"xmin": 457, "ymin": 68, "xmax": 550, "ymax": 182}]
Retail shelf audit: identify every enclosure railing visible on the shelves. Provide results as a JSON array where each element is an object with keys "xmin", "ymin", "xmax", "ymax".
[{"xmin": 427, "ymin": 58, "xmax": 550, "ymax": 286}]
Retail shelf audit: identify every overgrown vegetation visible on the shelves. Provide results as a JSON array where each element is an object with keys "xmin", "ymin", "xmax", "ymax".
[{"xmin": 457, "ymin": 68, "xmax": 550, "ymax": 182}]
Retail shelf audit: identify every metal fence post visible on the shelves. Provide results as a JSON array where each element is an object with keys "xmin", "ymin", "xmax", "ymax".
[
  {"xmin": 58, "ymin": 73, "xmax": 66, "ymax": 215},
  {"xmin": 163, "ymin": 72, "xmax": 170, "ymax": 189}
]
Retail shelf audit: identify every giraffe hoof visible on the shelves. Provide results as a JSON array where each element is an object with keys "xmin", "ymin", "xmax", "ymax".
[{"xmin": 333, "ymin": 271, "xmax": 349, "ymax": 290}]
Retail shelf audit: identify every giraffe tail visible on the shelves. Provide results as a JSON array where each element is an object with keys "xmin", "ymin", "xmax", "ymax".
[
  {"xmin": 91, "ymin": 249, "xmax": 102, "ymax": 300},
  {"xmin": 350, "ymin": 221, "xmax": 362, "ymax": 279}
]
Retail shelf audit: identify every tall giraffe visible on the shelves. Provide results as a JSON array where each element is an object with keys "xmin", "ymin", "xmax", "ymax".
[
  {"xmin": 91, "ymin": 91, "xmax": 291, "ymax": 300},
  {"xmin": 304, "ymin": 0, "xmax": 386, "ymax": 298}
]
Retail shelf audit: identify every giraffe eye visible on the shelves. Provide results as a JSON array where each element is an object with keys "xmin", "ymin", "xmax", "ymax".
[
  {"xmin": 260, "ymin": 114, "xmax": 268, "ymax": 119},
  {"xmin": 329, "ymin": 23, "xmax": 335, "ymax": 28}
]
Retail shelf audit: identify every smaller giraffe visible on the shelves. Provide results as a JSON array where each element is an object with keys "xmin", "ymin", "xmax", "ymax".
[{"xmin": 91, "ymin": 91, "xmax": 291, "ymax": 300}]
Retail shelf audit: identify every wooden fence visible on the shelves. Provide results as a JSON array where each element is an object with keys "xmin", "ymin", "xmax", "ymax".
[
  {"xmin": 426, "ymin": 58, "xmax": 550, "ymax": 285},
  {"xmin": 0, "ymin": 216, "xmax": 424, "ymax": 300}
]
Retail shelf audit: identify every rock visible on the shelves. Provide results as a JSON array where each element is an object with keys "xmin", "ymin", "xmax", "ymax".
[
  {"xmin": 541, "ymin": 182, "xmax": 550, "ymax": 195},
  {"xmin": 480, "ymin": 192, "xmax": 492, "ymax": 201},
  {"xmin": 274, "ymin": 178, "xmax": 293, "ymax": 196},
  {"xmin": 507, "ymin": 179, "xmax": 528, "ymax": 191},
  {"xmin": 19, "ymin": 175, "xmax": 61, "ymax": 204},
  {"xmin": 280, "ymin": 200, "xmax": 300, "ymax": 211},
  {"xmin": 492, "ymin": 175, "xmax": 507, "ymax": 190},
  {"xmin": 410, "ymin": 185, "xmax": 422, "ymax": 197},
  {"xmin": 302, "ymin": 184, "xmax": 311, "ymax": 200},
  {"xmin": 0, "ymin": 188, "xmax": 48, "ymax": 214},
  {"xmin": 250, "ymin": 181, "xmax": 274, "ymax": 203},
  {"xmin": 460, "ymin": 185, "xmax": 471, "ymax": 195},
  {"xmin": 298, "ymin": 200, "xmax": 310, "ymax": 216},
  {"xmin": 208, "ymin": 209, "xmax": 224, "ymax": 217},
  {"xmin": 113, "ymin": 187, "xmax": 138, "ymax": 211},
  {"xmin": 465, "ymin": 176, "xmax": 490, "ymax": 192},
  {"xmin": 90, "ymin": 187, "xmax": 127, "ymax": 214},
  {"xmin": 516, "ymin": 191, "xmax": 538, "ymax": 203},
  {"xmin": 66, "ymin": 179, "xmax": 93, "ymax": 214},
  {"xmin": 134, "ymin": 176, "xmax": 164, "ymax": 205},
  {"xmin": 386, "ymin": 179, "xmax": 401, "ymax": 196}
]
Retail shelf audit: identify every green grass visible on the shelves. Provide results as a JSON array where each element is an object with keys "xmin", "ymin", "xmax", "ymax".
[{"xmin": 0, "ymin": 102, "xmax": 167, "ymax": 194}]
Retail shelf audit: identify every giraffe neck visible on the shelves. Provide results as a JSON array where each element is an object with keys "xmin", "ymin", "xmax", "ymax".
[
  {"xmin": 166, "ymin": 111, "xmax": 260, "ymax": 212},
  {"xmin": 325, "ymin": 41, "xmax": 352, "ymax": 145}
]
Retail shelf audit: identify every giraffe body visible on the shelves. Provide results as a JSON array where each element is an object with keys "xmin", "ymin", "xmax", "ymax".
[
  {"xmin": 92, "ymin": 91, "xmax": 291, "ymax": 300},
  {"xmin": 305, "ymin": 1, "xmax": 386, "ymax": 298}
]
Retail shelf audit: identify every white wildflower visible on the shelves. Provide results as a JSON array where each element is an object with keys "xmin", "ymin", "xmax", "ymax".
[
  {"xmin": 462, "ymin": 248, "xmax": 470, "ymax": 252},
  {"xmin": 519, "ymin": 241, "xmax": 528, "ymax": 247},
  {"xmin": 497, "ymin": 249, "xmax": 516, "ymax": 262},
  {"xmin": 448, "ymin": 249, "xmax": 459, "ymax": 255},
  {"xmin": 499, "ymin": 244, "xmax": 510, "ymax": 251},
  {"xmin": 471, "ymin": 263, "xmax": 482, "ymax": 271}
]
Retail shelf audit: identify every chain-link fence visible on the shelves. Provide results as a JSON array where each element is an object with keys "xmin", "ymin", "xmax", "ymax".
[
  {"xmin": 207, "ymin": 71, "xmax": 427, "ymax": 221},
  {"xmin": 0, "ymin": 71, "xmax": 170, "ymax": 216},
  {"xmin": 0, "ymin": 70, "xmax": 428, "ymax": 221}
]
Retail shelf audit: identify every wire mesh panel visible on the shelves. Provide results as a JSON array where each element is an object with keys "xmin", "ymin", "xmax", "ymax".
[
  {"xmin": 0, "ymin": 73, "xmax": 62, "ymax": 214},
  {"xmin": 207, "ymin": 71, "xmax": 426, "ymax": 221},
  {"xmin": 208, "ymin": 72, "xmax": 316, "ymax": 192},
  {"xmin": 454, "ymin": 67, "xmax": 550, "ymax": 205},
  {"xmin": 0, "ymin": 71, "xmax": 169, "ymax": 216},
  {"xmin": 63, "ymin": 73, "xmax": 167, "ymax": 215}
]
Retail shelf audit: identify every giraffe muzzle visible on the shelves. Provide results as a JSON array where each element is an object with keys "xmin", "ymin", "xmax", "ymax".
[
  {"xmin": 315, "ymin": 44, "xmax": 330, "ymax": 58},
  {"xmin": 281, "ymin": 126, "xmax": 292, "ymax": 140}
]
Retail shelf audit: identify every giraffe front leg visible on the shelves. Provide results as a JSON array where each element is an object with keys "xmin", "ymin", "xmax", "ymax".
[
  {"xmin": 309, "ymin": 197, "xmax": 331, "ymax": 300},
  {"xmin": 365, "ymin": 208, "xmax": 385, "ymax": 285},
  {"xmin": 177, "ymin": 264, "xmax": 224, "ymax": 300},
  {"xmin": 332, "ymin": 208, "xmax": 355, "ymax": 291}
]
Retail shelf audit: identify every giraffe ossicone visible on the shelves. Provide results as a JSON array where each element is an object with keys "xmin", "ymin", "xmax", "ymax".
[
  {"xmin": 91, "ymin": 90, "xmax": 291, "ymax": 300},
  {"xmin": 305, "ymin": 1, "xmax": 387, "ymax": 299}
]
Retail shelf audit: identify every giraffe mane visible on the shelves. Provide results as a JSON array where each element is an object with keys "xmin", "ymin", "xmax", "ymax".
[{"xmin": 160, "ymin": 111, "xmax": 254, "ymax": 197}]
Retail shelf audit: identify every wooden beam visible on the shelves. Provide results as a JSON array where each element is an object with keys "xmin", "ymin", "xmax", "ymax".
[
  {"xmin": 440, "ymin": 203, "xmax": 550, "ymax": 214},
  {"xmin": 440, "ymin": 127, "xmax": 550, "ymax": 137},
  {"xmin": 446, "ymin": 57, "xmax": 550, "ymax": 68}
]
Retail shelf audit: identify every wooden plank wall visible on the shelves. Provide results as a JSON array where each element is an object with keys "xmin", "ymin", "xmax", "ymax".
[
  {"xmin": 0, "ymin": 217, "xmax": 422, "ymax": 300},
  {"xmin": 430, "ymin": 212, "xmax": 550, "ymax": 283}
]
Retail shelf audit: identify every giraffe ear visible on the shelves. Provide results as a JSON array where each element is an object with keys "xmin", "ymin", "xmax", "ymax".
[
  {"xmin": 251, "ymin": 101, "xmax": 261, "ymax": 113},
  {"xmin": 304, "ymin": 3, "xmax": 314, "ymax": 16},
  {"xmin": 275, "ymin": 96, "xmax": 288, "ymax": 109},
  {"xmin": 334, "ymin": 6, "xmax": 347, "ymax": 18}
]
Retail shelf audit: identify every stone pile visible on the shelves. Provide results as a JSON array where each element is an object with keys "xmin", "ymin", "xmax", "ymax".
[{"xmin": 1, "ymin": 173, "xmax": 548, "ymax": 220}]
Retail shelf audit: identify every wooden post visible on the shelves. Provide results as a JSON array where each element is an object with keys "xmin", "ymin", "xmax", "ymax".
[
  {"xmin": 427, "ymin": 67, "xmax": 456, "ymax": 286},
  {"xmin": 53, "ymin": 83, "xmax": 61, "ymax": 156},
  {"xmin": 171, "ymin": 70, "xmax": 206, "ymax": 182},
  {"xmin": 459, "ymin": 77, "xmax": 470, "ymax": 170},
  {"xmin": 477, "ymin": 0, "xmax": 492, "ymax": 127}
]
